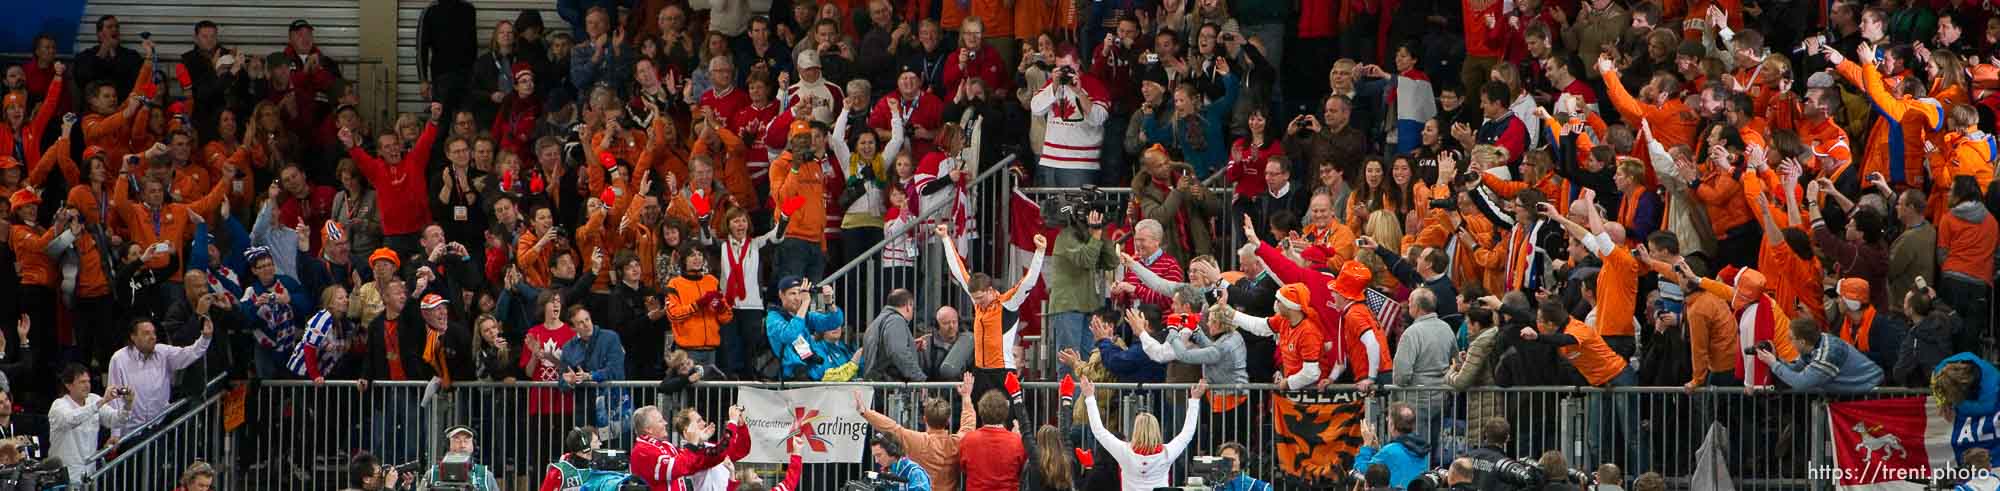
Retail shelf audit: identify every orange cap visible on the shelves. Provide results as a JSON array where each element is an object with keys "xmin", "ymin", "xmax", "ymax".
[
  {"xmin": 368, "ymin": 247, "xmax": 402, "ymax": 269},
  {"xmin": 1838, "ymin": 278, "xmax": 1869, "ymax": 303}
]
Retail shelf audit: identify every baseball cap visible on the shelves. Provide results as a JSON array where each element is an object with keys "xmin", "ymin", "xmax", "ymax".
[
  {"xmin": 445, "ymin": 426, "xmax": 475, "ymax": 439},
  {"xmin": 777, "ymin": 275, "xmax": 805, "ymax": 292},
  {"xmin": 796, "ymin": 49, "xmax": 821, "ymax": 70},
  {"xmin": 420, "ymin": 293, "xmax": 449, "ymax": 310},
  {"xmin": 289, "ymin": 19, "xmax": 314, "ymax": 32}
]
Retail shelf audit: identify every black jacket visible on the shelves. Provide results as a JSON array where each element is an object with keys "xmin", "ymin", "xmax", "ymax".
[
  {"xmin": 74, "ymin": 44, "xmax": 143, "ymax": 99},
  {"xmin": 1228, "ymin": 272, "xmax": 1280, "ymax": 382},
  {"xmin": 418, "ymin": 0, "xmax": 480, "ymax": 87},
  {"xmin": 1891, "ymin": 312, "xmax": 1957, "ymax": 387}
]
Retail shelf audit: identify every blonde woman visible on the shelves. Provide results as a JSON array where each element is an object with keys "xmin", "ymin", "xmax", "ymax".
[{"xmin": 1079, "ymin": 376, "xmax": 1207, "ymax": 491}]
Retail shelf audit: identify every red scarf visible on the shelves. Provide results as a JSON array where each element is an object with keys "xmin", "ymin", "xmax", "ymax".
[
  {"xmin": 1735, "ymin": 295, "xmax": 1778, "ymax": 385},
  {"xmin": 724, "ymin": 237, "xmax": 750, "ymax": 303}
]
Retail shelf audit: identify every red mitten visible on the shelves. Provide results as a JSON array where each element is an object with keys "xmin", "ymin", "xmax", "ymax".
[
  {"xmin": 1004, "ymin": 372, "xmax": 1024, "ymax": 403},
  {"xmin": 1059, "ymin": 375, "xmax": 1076, "ymax": 404},
  {"xmin": 779, "ymin": 195, "xmax": 807, "ymax": 216},
  {"xmin": 1075, "ymin": 448, "xmax": 1094, "ymax": 469}
]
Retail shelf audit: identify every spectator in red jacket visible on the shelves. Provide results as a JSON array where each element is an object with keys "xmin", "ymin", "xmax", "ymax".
[
  {"xmin": 494, "ymin": 62, "xmax": 543, "ymax": 165},
  {"xmin": 956, "ymin": 373, "xmax": 1024, "ymax": 491},
  {"xmin": 343, "ymin": 102, "xmax": 442, "ymax": 262},
  {"xmin": 629, "ymin": 404, "xmax": 732, "ymax": 491}
]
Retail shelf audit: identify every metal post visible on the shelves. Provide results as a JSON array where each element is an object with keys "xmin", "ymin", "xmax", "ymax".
[{"xmin": 1810, "ymin": 399, "xmax": 1829, "ymax": 491}]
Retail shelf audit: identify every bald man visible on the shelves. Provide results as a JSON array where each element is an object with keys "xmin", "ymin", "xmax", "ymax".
[{"xmin": 920, "ymin": 307, "xmax": 973, "ymax": 381}]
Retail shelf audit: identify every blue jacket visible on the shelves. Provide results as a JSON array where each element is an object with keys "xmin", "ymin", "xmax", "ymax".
[
  {"xmin": 560, "ymin": 329, "xmax": 627, "ymax": 386},
  {"xmin": 884, "ymin": 457, "xmax": 931, "ymax": 491},
  {"xmin": 1354, "ymin": 433, "xmax": 1432, "ymax": 488},
  {"xmin": 807, "ymin": 336, "xmax": 854, "ymax": 380},
  {"xmin": 1774, "ymin": 333, "xmax": 1883, "ymax": 393},
  {"xmin": 190, "ymin": 218, "xmax": 252, "ymax": 298},
  {"xmin": 1936, "ymin": 353, "xmax": 2000, "ymax": 416},
  {"xmin": 1215, "ymin": 472, "xmax": 1273, "ymax": 491},
  {"xmin": 1142, "ymin": 73, "xmax": 1239, "ymax": 175},
  {"xmin": 1096, "ymin": 338, "xmax": 1166, "ymax": 383},
  {"xmin": 767, "ymin": 308, "xmax": 845, "ymax": 379}
]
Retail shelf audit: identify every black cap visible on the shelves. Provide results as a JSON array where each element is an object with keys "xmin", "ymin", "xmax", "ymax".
[{"xmin": 289, "ymin": 19, "xmax": 314, "ymax": 32}]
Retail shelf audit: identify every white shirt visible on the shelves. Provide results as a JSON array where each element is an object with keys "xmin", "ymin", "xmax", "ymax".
[
  {"xmin": 49, "ymin": 394, "xmax": 128, "ymax": 483},
  {"xmin": 1085, "ymin": 394, "xmax": 1202, "ymax": 491},
  {"xmin": 106, "ymin": 336, "xmax": 210, "ymax": 437}
]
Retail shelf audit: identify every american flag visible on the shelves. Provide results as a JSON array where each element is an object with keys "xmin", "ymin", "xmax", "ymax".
[{"xmin": 1363, "ymin": 288, "xmax": 1406, "ymax": 342}]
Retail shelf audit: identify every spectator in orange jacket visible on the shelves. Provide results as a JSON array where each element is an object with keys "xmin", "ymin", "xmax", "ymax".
[
  {"xmin": 666, "ymin": 249, "xmax": 733, "ymax": 367},
  {"xmin": 1596, "ymin": 54, "xmax": 1697, "ymax": 156},
  {"xmin": 1825, "ymin": 43, "xmax": 1941, "ymax": 192},
  {"xmin": 1936, "ymin": 177, "xmax": 1998, "ymax": 334},
  {"xmin": 769, "ymin": 120, "xmax": 831, "ymax": 281}
]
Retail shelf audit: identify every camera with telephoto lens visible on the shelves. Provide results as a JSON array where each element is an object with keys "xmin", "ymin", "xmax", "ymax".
[
  {"xmin": 1406, "ymin": 468, "xmax": 1449, "ymax": 491},
  {"xmin": 1743, "ymin": 340, "xmax": 1775, "ymax": 356},
  {"xmin": 0, "ymin": 458, "xmax": 64, "ymax": 490},
  {"xmin": 1489, "ymin": 457, "xmax": 1546, "ymax": 487},
  {"xmin": 1044, "ymin": 185, "xmax": 1118, "ymax": 229},
  {"xmin": 1055, "ymin": 66, "xmax": 1077, "ymax": 86}
]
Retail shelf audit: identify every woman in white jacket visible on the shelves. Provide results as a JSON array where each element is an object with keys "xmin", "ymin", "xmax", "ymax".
[{"xmin": 1079, "ymin": 376, "xmax": 1206, "ymax": 491}]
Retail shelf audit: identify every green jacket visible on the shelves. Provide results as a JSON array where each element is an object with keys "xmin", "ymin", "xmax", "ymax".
[{"xmin": 1046, "ymin": 227, "xmax": 1119, "ymax": 314}]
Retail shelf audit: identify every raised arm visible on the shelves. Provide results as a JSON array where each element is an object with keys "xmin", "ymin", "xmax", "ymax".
[
  {"xmin": 937, "ymin": 226, "xmax": 974, "ymax": 295},
  {"xmin": 1000, "ymin": 244, "xmax": 1046, "ymax": 311}
]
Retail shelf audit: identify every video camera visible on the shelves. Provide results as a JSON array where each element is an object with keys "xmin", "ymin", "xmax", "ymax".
[
  {"xmin": 1157, "ymin": 455, "xmax": 1231, "ymax": 490},
  {"xmin": 1043, "ymin": 185, "xmax": 1119, "ymax": 230},
  {"xmin": 841, "ymin": 470, "xmax": 913, "ymax": 491},
  {"xmin": 0, "ymin": 458, "xmax": 66, "ymax": 491}
]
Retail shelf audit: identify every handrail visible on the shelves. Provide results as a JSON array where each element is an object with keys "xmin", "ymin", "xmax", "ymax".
[
  {"xmin": 821, "ymin": 153, "xmax": 1019, "ymax": 284},
  {"xmin": 82, "ymin": 387, "xmax": 229, "ymax": 483},
  {"xmin": 81, "ymin": 373, "xmax": 232, "ymax": 465},
  {"xmin": 293, "ymin": 378, "xmax": 1934, "ymax": 397}
]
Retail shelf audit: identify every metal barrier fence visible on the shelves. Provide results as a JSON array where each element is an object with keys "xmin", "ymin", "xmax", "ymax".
[
  {"xmin": 79, "ymin": 386, "xmax": 232, "ymax": 491},
  {"xmin": 153, "ymin": 381, "xmax": 1938, "ymax": 491}
]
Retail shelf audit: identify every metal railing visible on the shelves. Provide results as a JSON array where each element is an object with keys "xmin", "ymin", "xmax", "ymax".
[
  {"xmin": 819, "ymin": 154, "xmax": 1017, "ymax": 347},
  {"xmin": 175, "ymin": 380, "xmax": 1938, "ymax": 491},
  {"xmin": 79, "ymin": 378, "xmax": 233, "ymax": 491}
]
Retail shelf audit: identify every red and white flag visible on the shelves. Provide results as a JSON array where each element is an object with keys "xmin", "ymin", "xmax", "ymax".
[
  {"xmin": 1827, "ymin": 397, "xmax": 1956, "ymax": 490},
  {"xmin": 1006, "ymin": 188, "xmax": 1056, "ymax": 339}
]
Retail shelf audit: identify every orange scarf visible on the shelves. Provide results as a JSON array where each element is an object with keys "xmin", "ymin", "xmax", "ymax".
[
  {"xmin": 422, "ymin": 329, "xmax": 452, "ymax": 385},
  {"xmin": 1840, "ymin": 306, "xmax": 1875, "ymax": 352}
]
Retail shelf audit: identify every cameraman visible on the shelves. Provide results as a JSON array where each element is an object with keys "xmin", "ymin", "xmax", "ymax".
[
  {"xmin": 540, "ymin": 428, "xmax": 598, "ymax": 490},
  {"xmin": 1046, "ymin": 207, "xmax": 1119, "ymax": 378},
  {"xmin": 420, "ymin": 426, "xmax": 498, "ymax": 490},
  {"xmin": 342, "ymin": 451, "xmax": 404, "ymax": 491},
  {"xmin": 869, "ymin": 437, "xmax": 933, "ymax": 491},
  {"xmin": 1030, "ymin": 53, "xmax": 1110, "ymax": 187},
  {"xmin": 48, "ymin": 363, "xmax": 129, "ymax": 484}
]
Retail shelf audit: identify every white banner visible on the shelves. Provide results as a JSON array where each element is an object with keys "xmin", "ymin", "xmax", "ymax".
[{"xmin": 739, "ymin": 386, "xmax": 874, "ymax": 464}]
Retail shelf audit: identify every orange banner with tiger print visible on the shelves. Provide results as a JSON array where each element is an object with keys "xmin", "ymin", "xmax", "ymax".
[{"xmin": 1272, "ymin": 392, "xmax": 1365, "ymax": 480}]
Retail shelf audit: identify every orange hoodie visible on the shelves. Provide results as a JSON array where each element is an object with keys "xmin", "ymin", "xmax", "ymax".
[
  {"xmin": 770, "ymin": 151, "xmax": 829, "ymax": 244},
  {"xmin": 1939, "ymin": 202, "xmax": 1999, "ymax": 284}
]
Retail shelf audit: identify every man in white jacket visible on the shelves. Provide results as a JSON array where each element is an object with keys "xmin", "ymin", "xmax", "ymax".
[{"xmin": 48, "ymin": 364, "xmax": 130, "ymax": 484}]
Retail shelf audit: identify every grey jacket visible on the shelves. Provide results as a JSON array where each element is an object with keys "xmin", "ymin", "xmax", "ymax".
[
  {"xmin": 863, "ymin": 307, "xmax": 925, "ymax": 382},
  {"xmin": 1170, "ymin": 330, "xmax": 1248, "ymax": 388},
  {"xmin": 921, "ymin": 331, "xmax": 974, "ymax": 382},
  {"xmin": 1394, "ymin": 313, "xmax": 1456, "ymax": 414}
]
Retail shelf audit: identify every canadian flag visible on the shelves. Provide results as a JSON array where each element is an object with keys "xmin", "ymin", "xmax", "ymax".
[
  {"xmin": 1828, "ymin": 396, "xmax": 2000, "ymax": 489},
  {"xmin": 1005, "ymin": 188, "xmax": 1055, "ymax": 345}
]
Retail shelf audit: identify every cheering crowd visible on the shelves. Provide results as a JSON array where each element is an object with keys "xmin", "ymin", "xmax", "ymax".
[{"xmin": 6, "ymin": 0, "xmax": 2000, "ymax": 488}]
